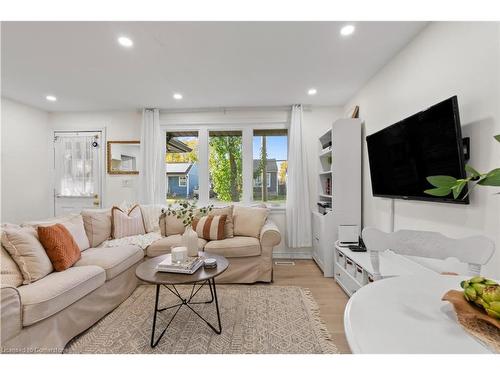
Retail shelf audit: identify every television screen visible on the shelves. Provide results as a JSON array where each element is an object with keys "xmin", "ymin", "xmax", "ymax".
[{"xmin": 366, "ymin": 96, "xmax": 469, "ymax": 204}]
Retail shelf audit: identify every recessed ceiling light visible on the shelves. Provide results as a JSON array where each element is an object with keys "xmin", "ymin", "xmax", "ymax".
[
  {"xmin": 308, "ymin": 88, "xmax": 317, "ymax": 96},
  {"xmin": 340, "ymin": 24, "xmax": 355, "ymax": 36},
  {"xmin": 45, "ymin": 95, "xmax": 57, "ymax": 102},
  {"xmin": 173, "ymin": 93, "xmax": 183, "ymax": 100},
  {"xmin": 118, "ymin": 36, "xmax": 133, "ymax": 48}
]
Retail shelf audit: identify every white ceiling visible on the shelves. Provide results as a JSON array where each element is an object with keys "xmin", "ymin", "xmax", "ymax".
[{"xmin": 1, "ymin": 22, "xmax": 427, "ymax": 111}]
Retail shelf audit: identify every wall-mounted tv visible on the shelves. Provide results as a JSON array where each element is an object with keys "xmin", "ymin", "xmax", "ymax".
[{"xmin": 366, "ymin": 96, "xmax": 469, "ymax": 204}]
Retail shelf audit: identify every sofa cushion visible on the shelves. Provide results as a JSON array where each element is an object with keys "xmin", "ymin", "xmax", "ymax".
[
  {"xmin": 204, "ymin": 236, "xmax": 261, "ymax": 258},
  {"xmin": 192, "ymin": 214, "xmax": 227, "ymax": 241},
  {"xmin": 111, "ymin": 205, "xmax": 146, "ymax": 239},
  {"xmin": 38, "ymin": 224, "xmax": 82, "ymax": 271},
  {"xmin": 1, "ymin": 245, "xmax": 24, "ymax": 287},
  {"xmin": 1, "ymin": 226, "xmax": 53, "ymax": 284},
  {"xmin": 24, "ymin": 214, "xmax": 90, "ymax": 251},
  {"xmin": 75, "ymin": 245, "xmax": 143, "ymax": 280},
  {"xmin": 159, "ymin": 213, "xmax": 186, "ymax": 237},
  {"xmin": 209, "ymin": 206, "xmax": 234, "ymax": 238},
  {"xmin": 140, "ymin": 204, "xmax": 165, "ymax": 233},
  {"xmin": 81, "ymin": 208, "xmax": 112, "ymax": 248},
  {"xmin": 233, "ymin": 206, "xmax": 269, "ymax": 238},
  {"xmin": 146, "ymin": 235, "xmax": 207, "ymax": 258},
  {"xmin": 18, "ymin": 265, "xmax": 105, "ymax": 326}
]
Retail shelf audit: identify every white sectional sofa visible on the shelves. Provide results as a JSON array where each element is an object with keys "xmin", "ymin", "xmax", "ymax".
[{"xmin": 0, "ymin": 205, "xmax": 281, "ymax": 352}]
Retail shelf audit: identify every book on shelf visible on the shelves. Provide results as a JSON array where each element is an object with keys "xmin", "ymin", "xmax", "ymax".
[{"xmin": 156, "ymin": 254, "xmax": 204, "ymax": 274}]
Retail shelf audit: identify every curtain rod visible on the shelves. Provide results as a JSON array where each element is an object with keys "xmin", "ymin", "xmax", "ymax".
[{"xmin": 159, "ymin": 105, "xmax": 313, "ymax": 114}]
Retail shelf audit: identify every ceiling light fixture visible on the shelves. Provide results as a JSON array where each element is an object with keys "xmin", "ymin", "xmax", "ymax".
[
  {"xmin": 45, "ymin": 95, "xmax": 57, "ymax": 102},
  {"xmin": 173, "ymin": 93, "xmax": 183, "ymax": 100},
  {"xmin": 340, "ymin": 24, "xmax": 355, "ymax": 36},
  {"xmin": 308, "ymin": 88, "xmax": 317, "ymax": 96},
  {"xmin": 118, "ymin": 36, "xmax": 133, "ymax": 48}
]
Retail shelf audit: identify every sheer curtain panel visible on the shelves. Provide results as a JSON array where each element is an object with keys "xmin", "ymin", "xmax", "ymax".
[
  {"xmin": 138, "ymin": 108, "xmax": 165, "ymax": 204},
  {"xmin": 286, "ymin": 104, "xmax": 312, "ymax": 248}
]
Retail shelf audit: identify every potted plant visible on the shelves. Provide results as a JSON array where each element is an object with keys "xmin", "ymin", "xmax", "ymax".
[
  {"xmin": 163, "ymin": 200, "xmax": 213, "ymax": 256},
  {"xmin": 425, "ymin": 135, "xmax": 500, "ymax": 199}
]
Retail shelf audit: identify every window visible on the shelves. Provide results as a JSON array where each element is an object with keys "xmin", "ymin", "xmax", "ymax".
[
  {"xmin": 178, "ymin": 176, "xmax": 187, "ymax": 187},
  {"xmin": 165, "ymin": 131, "xmax": 198, "ymax": 202},
  {"xmin": 254, "ymin": 172, "xmax": 271, "ymax": 188},
  {"xmin": 209, "ymin": 130, "xmax": 242, "ymax": 203},
  {"xmin": 253, "ymin": 129, "xmax": 288, "ymax": 203}
]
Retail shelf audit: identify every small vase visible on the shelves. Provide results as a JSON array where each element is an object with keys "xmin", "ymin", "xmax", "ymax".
[{"xmin": 182, "ymin": 226, "xmax": 199, "ymax": 257}]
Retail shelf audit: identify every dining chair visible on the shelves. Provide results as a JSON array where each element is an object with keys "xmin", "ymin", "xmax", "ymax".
[{"xmin": 362, "ymin": 227, "xmax": 495, "ymax": 280}]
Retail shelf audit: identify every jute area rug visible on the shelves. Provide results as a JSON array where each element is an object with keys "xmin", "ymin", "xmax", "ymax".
[{"xmin": 64, "ymin": 285, "xmax": 338, "ymax": 354}]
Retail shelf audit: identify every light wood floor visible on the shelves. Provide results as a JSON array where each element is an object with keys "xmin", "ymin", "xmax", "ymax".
[{"xmin": 272, "ymin": 259, "xmax": 351, "ymax": 354}]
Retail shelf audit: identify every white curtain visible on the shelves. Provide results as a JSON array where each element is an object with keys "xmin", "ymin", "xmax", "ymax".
[
  {"xmin": 138, "ymin": 108, "xmax": 165, "ymax": 204},
  {"xmin": 55, "ymin": 135, "xmax": 98, "ymax": 196},
  {"xmin": 286, "ymin": 104, "xmax": 312, "ymax": 248}
]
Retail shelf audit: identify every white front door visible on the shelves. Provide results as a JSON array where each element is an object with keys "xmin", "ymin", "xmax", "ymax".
[{"xmin": 53, "ymin": 131, "xmax": 103, "ymax": 216}]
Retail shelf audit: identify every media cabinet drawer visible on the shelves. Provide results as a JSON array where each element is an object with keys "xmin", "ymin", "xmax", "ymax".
[{"xmin": 335, "ymin": 265, "xmax": 361, "ymax": 296}]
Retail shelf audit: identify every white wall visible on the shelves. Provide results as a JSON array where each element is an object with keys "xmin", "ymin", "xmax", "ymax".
[
  {"xmin": 344, "ymin": 22, "xmax": 500, "ymax": 278},
  {"xmin": 1, "ymin": 98, "xmax": 51, "ymax": 223},
  {"xmin": 49, "ymin": 111, "xmax": 142, "ymax": 207}
]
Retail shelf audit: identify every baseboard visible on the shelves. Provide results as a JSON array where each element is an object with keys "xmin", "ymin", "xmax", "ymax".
[{"xmin": 272, "ymin": 251, "xmax": 312, "ymax": 260}]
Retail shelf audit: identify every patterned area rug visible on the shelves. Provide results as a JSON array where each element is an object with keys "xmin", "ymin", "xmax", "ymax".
[{"xmin": 64, "ymin": 285, "xmax": 337, "ymax": 354}]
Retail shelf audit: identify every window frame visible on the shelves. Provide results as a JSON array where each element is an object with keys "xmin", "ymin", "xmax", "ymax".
[{"xmin": 161, "ymin": 121, "xmax": 288, "ymax": 208}]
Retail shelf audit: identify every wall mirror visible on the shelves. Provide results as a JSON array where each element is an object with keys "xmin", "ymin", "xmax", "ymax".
[{"xmin": 107, "ymin": 141, "xmax": 140, "ymax": 174}]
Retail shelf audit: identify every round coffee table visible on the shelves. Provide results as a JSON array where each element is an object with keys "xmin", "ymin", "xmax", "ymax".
[{"xmin": 136, "ymin": 253, "xmax": 229, "ymax": 348}]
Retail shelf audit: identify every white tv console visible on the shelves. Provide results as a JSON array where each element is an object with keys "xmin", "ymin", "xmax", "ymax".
[{"xmin": 334, "ymin": 241, "xmax": 436, "ymax": 296}]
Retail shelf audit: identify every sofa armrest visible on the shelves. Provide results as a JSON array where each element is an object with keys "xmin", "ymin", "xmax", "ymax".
[
  {"xmin": 260, "ymin": 219, "xmax": 281, "ymax": 248},
  {"xmin": 1, "ymin": 285, "xmax": 22, "ymax": 344}
]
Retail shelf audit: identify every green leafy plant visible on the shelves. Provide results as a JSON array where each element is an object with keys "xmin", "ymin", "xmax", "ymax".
[
  {"xmin": 163, "ymin": 200, "xmax": 213, "ymax": 227},
  {"xmin": 209, "ymin": 135, "xmax": 242, "ymax": 201},
  {"xmin": 425, "ymin": 135, "xmax": 500, "ymax": 199}
]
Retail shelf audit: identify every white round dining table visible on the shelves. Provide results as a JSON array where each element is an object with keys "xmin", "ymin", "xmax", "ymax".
[{"xmin": 344, "ymin": 274, "xmax": 494, "ymax": 354}]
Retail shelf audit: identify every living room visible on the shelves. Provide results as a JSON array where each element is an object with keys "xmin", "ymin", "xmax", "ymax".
[{"xmin": 1, "ymin": 0, "xmax": 499, "ymax": 373}]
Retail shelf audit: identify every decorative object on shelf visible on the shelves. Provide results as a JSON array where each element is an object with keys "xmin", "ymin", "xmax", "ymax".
[
  {"xmin": 425, "ymin": 134, "xmax": 500, "ymax": 199},
  {"xmin": 344, "ymin": 105, "xmax": 360, "ymax": 119},
  {"xmin": 107, "ymin": 140, "xmax": 140, "ymax": 175},
  {"xmin": 442, "ymin": 285, "xmax": 500, "ymax": 353},
  {"xmin": 171, "ymin": 246, "xmax": 188, "ymax": 264},
  {"xmin": 163, "ymin": 200, "xmax": 213, "ymax": 256},
  {"xmin": 325, "ymin": 177, "xmax": 331, "ymax": 195}
]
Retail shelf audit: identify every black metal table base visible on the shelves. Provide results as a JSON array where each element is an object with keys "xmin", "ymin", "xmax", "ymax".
[{"xmin": 150, "ymin": 278, "xmax": 222, "ymax": 348}]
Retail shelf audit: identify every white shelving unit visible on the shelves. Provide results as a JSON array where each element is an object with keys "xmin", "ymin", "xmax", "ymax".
[{"xmin": 312, "ymin": 119, "xmax": 362, "ymax": 277}]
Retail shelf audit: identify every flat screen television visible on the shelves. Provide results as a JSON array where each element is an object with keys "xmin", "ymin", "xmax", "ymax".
[{"xmin": 366, "ymin": 96, "xmax": 469, "ymax": 204}]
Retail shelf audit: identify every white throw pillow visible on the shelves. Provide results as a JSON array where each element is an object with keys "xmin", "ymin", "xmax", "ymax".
[
  {"xmin": 111, "ymin": 204, "xmax": 146, "ymax": 239},
  {"xmin": 24, "ymin": 214, "xmax": 90, "ymax": 251},
  {"xmin": 1, "ymin": 226, "xmax": 53, "ymax": 284}
]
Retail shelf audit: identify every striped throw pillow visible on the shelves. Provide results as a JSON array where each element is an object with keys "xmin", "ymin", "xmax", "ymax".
[
  {"xmin": 192, "ymin": 215, "xmax": 227, "ymax": 241},
  {"xmin": 111, "ymin": 204, "xmax": 146, "ymax": 239}
]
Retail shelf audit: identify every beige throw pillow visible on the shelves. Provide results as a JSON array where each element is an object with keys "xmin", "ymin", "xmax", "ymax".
[
  {"xmin": 111, "ymin": 204, "xmax": 146, "ymax": 239},
  {"xmin": 1, "ymin": 245, "xmax": 24, "ymax": 287},
  {"xmin": 81, "ymin": 208, "xmax": 112, "ymax": 247},
  {"xmin": 233, "ymin": 206, "xmax": 269, "ymax": 238},
  {"xmin": 209, "ymin": 206, "xmax": 234, "ymax": 238},
  {"xmin": 24, "ymin": 214, "xmax": 90, "ymax": 251},
  {"xmin": 140, "ymin": 204, "xmax": 165, "ymax": 233},
  {"xmin": 159, "ymin": 211, "xmax": 186, "ymax": 237},
  {"xmin": 1, "ymin": 226, "xmax": 53, "ymax": 284}
]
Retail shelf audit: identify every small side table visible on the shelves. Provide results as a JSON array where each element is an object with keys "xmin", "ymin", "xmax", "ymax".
[{"xmin": 135, "ymin": 253, "xmax": 229, "ymax": 348}]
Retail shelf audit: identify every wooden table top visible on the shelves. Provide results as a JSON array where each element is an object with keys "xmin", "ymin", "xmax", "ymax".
[{"xmin": 135, "ymin": 253, "xmax": 228, "ymax": 285}]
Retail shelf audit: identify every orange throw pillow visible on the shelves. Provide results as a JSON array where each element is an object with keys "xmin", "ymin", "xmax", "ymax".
[{"xmin": 37, "ymin": 224, "xmax": 81, "ymax": 271}]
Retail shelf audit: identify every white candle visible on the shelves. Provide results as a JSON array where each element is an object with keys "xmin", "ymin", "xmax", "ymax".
[{"xmin": 171, "ymin": 246, "xmax": 187, "ymax": 264}]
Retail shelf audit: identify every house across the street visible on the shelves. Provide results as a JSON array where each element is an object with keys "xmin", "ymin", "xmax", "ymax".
[
  {"xmin": 253, "ymin": 159, "xmax": 279, "ymax": 197},
  {"xmin": 166, "ymin": 162, "xmax": 199, "ymax": 199}
]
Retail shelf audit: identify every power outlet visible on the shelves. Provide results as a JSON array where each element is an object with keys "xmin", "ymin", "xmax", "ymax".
[{"xmin": 121, "ymin": 179, "xmax": 133, "ymax": 188}]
